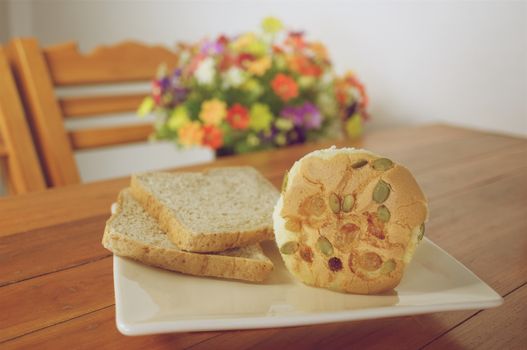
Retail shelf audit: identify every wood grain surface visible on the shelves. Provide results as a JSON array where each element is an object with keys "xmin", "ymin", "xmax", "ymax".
[
  {"xmin": 43, "ymin": 41, "xmax": 178, "ymax": 86},
  {"xmin": 68, "ymin": 124, "xmax": 154, "ymax": 149},
  {"xmin": 60, "ymin": 93, "xmax": 146, "ymax": 118},
  {"xmin": 0, "ymin": 142, "xmax": 8, "ymax": 157},
  {"xmin": 0, "ymin": 124, "xmax": 525, "ymax": 349},
  {"xmin": 0, "ymin": 47, "xmax": 46, "ymax": 194},
  {"xmin": 7, "ymin": 38, "xmax": 81, "ymax": 186}
]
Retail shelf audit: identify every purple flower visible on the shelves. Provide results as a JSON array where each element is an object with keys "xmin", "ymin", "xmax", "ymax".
[
  {"xmin": 257, "ymin": 123, "xmax": 307, "ymax": 148},
  {"xmin": 289, "ymin": 31, "xmax": 305, "ymax": 38},
  {"xmin": 298, "ymin": 102, "xmax": 322, "ymax": 129},
  {"xmin": 345, "ymin": 101, "xmax": 358, "ymax": 120},
  {"xmin": 280, "ymin": 105, "xmax": 303, "ymax": 126},
  {"xmin": 259, "ymin": 127, "xmax": 277, "ymax": 144},
  {"xmin": 280, "ymin": 102, "xmax": 322, "ymax": 130},
  {"xmin": 286, "ymin": 125, "xmax": 306, "ymax": 145},
  {"xmin": 172, "ymin": 86, "xmax": 188, "ymax": 105},
  {"xmin": 161, "ymin": 68, "xmax": 187, "ymax": 106},
  {"xmin": 159, "ymin": 76, "xmax": 170, "ymax": 92},
  {"xmin": 200, "ymin": 40, "xmax": 224, "ymax": 55},
  {"xmin": 172, "ymin": 68, "xmax": 182, "ymax": 80}
]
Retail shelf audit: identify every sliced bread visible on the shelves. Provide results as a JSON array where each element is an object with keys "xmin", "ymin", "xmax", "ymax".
[
  {"xmin": 130, "ymin": 167, "xmax": 280, "ymax": 252},
  {"xmin": 102, "ymin": 189, "xmax": 274, "ymax": 282}
]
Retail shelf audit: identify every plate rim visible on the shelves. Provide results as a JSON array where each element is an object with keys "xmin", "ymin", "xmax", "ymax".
[{"xmin": 112, "ymin": 238, "xmax": 503, "ymax": 336}]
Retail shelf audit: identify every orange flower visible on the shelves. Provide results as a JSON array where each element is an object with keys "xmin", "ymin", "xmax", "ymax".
[
  {"xmin": 178, "ymin": 121, "xmax": 204, "ymax": 147},
  {"xmin": 247, "ymin": 56, "xmax": 271, "ymax": 76},
  {"xmin": 334, "ymin": 79, "xmax": 350, "ymax": 106},
  {"xmin": 202, "ymin": 125, "xmax": 224, "ymax": 150},
  {"xmin": 345, "ymin": 73, "xmax": 369, "ymax": 109},
  {"xmin": 285, "ymin": 32, "xmax": 306, "ymax": 50},
  {"xmin": 226, "ymin": 103, "xmax": 250, "ymax": 129},
  {"xmin": 271, "ymin": 73, "xmax": 299, "ymax": 102},
  {"xmin": 272, "ymin": 44, "xmax": 284, "ymax": 54},
  {"xmin": 287, "ymin": 55, "xmax": 322, "ymax": 77},
  {"xmin": 310, "ymin": 42, "xmax": 329, "ymax": 61},
  {"xmin": 218, "ymin": 53, "xmax": 235, "ymax": 71}
]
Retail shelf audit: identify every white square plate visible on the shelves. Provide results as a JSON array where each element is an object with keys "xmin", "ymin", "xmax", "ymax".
[{"xmin": 113, "ymin": 238, "xmax": 502, "ymax": 335}]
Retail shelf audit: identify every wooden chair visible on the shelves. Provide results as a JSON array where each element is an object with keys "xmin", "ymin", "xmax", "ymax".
[
  {"xmin": 0, "ymin": 46, "xmax": 46, "ymax": 195},
  {"xmin": 7, "ymin": 38, "xmax": 179, "ymax": 187}
]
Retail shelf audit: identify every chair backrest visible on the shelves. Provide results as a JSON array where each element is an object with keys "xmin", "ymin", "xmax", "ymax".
[
  {"xmin": 7, "ymin": 38, "xmax": 179, "ymax": 187},
  {"xmin": 0, "ymin": 46, "xmax": 46, "ymax": 195}
]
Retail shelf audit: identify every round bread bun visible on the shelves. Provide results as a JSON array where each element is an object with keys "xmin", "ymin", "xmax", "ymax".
[{"xmin": 273, "ymin": 147, "xmax": 429, "ymax": 294}]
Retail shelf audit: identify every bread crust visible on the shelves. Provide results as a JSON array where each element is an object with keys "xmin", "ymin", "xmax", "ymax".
[
  {"xmin": 102, "ymin": 189, "xmax": 274, "ymax": 282},
  {"xmin": 274, "ymin": 147, "xmax": 429, "ymax": 294}
]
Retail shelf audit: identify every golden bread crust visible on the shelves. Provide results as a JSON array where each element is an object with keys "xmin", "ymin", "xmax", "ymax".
[{"xmin": 274, "ymin": 148, "xmax": 428, "ymax": 294}]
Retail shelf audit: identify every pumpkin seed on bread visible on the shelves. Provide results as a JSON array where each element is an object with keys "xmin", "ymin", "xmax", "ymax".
[{"xmin": 273, "ymin": 147, "xmax": 429, "ymax": 294}]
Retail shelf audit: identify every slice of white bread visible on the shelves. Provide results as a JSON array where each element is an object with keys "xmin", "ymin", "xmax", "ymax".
[
  {"xmin": 130, "ymin": 167, "xmax": 280, "ymax": 253},
  {"xmin": 102, "ymin": 189, "xmax": 274, "ymax": 282}
]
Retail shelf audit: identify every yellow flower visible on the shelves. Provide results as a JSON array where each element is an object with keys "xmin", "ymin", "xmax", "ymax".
[
  {"xmin": 298, "ymin": 76, "xmax": 315, "ymax": 89},
  {"xmin": 178, "ymin": 121, "xmax": 204, "ymax": 147},
  {"xmin": 156, "ymin": 63, "xmax": 168, "ymax": 79},
  {"xmin": 247, "ymin": 56, "xmax": 271, "ymax": 76},
  {"xmin": 231, "ymin": 32, "xmax": 267, "ymax": 56},
  {"xmin": 231, "ymin": 33, "xmax": 257, "ymax": 52},
  {"xmin": 249, "ymin": 103, "xmax": 273, "ymax": 132},
  {"xmin": 246, "ymin": 133, "xmax": 260, "ymax": 147},
  {"xmin": 345, "ymin": 114, "xmax": 363, "ymax": 139},
  {"xmin": 199, "ymin": 98, "xmax": 227, "ymax": 126},
  {"xmin": 262, "ymin": 17, "xmax": 284, "ymax": 34},
  {"xmin": 274, "ymin": 54, "xmax": 287, "ymax": 70},
  {"xmin": 316, "ymin": 92, "xmax": 338, "ymax": 116},
  {"xmin": 168, "ymin": 105, "xmax": 190, "ymax": 131},
  {"xmin": 274, "ymin": 133, "xmax": 287, "ymax": 146},
  {"xmin": 245, "ymin": 40, "xmax": 267, "ymax": 56},
  {"xmin": 241, "ymin": 78, "xmax": 264, "ymax": 98},
  {"xmin": 274, "ymin": 117, "xmax": 294, "ymax": 131},
  {"xmin": 137, "ymin": 96, "xmax": 154, "ymax": 117}
]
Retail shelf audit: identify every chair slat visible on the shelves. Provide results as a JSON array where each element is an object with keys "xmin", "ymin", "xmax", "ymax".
[
  {"xmin": 7, "ymin": 38, "xmax": 80, "ymax": 186},
  {"xmin": 44, "ymin": 41, "xmax": 178, "ymax": 86},
  {"xmin": 0, "ymin": 143, "xmax": 7, "ymax": 157},
  {"xmin": 60, "ymin": 93, "xmax": 147, "ymax": 118},
  {"xmin": 0, "ymin": 47, "xmax": 47, "ymax": 193},
  {"xmin": 8, "ymin": 38, "xmax": 179, "ymax": 188},
  {"xmin": 69, "ymin": 124, "xmax": 154, "ymax": 150}
]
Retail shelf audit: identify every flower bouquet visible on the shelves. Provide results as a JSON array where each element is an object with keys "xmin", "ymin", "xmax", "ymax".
[{"xmin": 138, "ymin": 17, "xmax": 368, "ymax": 155}]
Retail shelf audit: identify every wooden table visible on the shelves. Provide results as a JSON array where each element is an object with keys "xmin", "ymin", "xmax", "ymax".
[{"xmin": 1, "ymin": 124, "xmax": 526, "ymax": 349}]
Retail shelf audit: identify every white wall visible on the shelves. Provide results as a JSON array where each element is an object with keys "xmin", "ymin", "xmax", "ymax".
[
  {"xmin": 5, "ymin": 0, "xmax": 526, "ymax": 137},
  {"xmin": 0, "ymin": 1, "xmax": 8, "ymax": 43}
]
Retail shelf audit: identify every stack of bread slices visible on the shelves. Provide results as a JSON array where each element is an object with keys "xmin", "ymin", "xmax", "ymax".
[{"xmin": 102, "ymin": 166, "xmax": 279, "ymax": 282}]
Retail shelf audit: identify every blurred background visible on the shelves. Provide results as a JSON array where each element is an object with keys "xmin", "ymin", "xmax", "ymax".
[
  {"xmin": 0, "ymin": 0, "xmax": 525, "ymax": 194},
  {"xmin": 2, "ymin": 0, "xmax": 525, "ymax": 134}
]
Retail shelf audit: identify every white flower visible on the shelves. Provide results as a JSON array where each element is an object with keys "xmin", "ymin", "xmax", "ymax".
[
  {"xmin": 222, "ymin": 67, "xmax": 245, "ymax": 88},
  {"xmin": 179, "ymin": 50, "xmax": 191, "ymax": 65},
  {"xmin": 319, "ymin": 72, "xmax": 333, "ymax": 87},
  {"xmin": 195, "ymin": 57, "xmax": 215, "ymax": 85}
]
